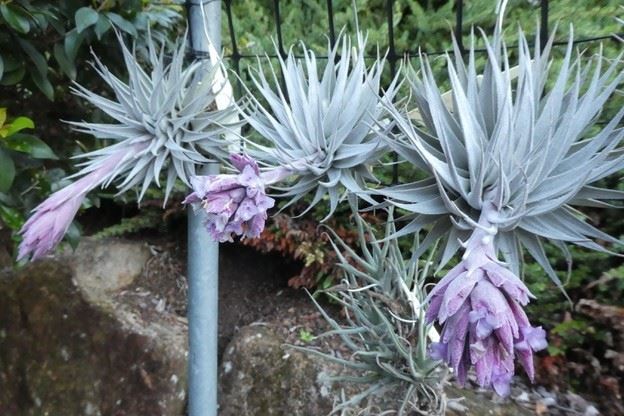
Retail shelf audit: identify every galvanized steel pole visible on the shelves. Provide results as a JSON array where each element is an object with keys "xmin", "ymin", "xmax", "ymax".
[
  {"xmin": 187, "ymin": 161, "xmax": 219, "ymax": 416},
  {"xmin": 187, "ymin": 1, "xmax": 221, "ymax": 415}
]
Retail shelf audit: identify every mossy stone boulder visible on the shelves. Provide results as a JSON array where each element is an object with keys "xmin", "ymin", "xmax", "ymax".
[{"xmin": 0, "ymin": 239, "xmax": 187, "ymax": 416}]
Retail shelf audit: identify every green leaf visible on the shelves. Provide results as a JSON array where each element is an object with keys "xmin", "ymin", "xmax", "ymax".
[
  {"xmin": 16, "ymin": 38, "xmax": 47, "ymax": 77},
  {"xmin": 48, "ymin": 14, "xmax": 66, "ymax": 34},
  {"xmin": 0, "ymin": 108, "xmax": 6, "ymax": 127},
  {"xmin": 32, "ymin": 12, "xmax": 48, "ymax": 31},
  {"xmin": 0, "ymin": 65, "xmax": 25, "ymax": 86},
  {"xmin": 64, "ymin": 29, "xmax": 86, "ymax": 62},
  {"xmin": 66, "ymin": 221, "xmax": 82, "ymax": 250},
  {"xmin": 0, "ymin": 147, "xmax": 15, "ymax": 192},
  {"xmin": 105, "ymin": 12, "xmax": 138, "ymax": 37},
  {"xmin": 3, "ymin": 133, "xmax": 57, "ymax": 159},
  {"xmin": 75, "ymin": 7, "xmax": 99, "ymax": 33},
  {"xmin": 0, "ymin": 192, "xmax": 12, "ymax": 206},
  {"xmin": 53, "ymin": 43, "xmax": 76, "ymax": 80},
  {"xmin": 0, "ymin": 4, "xmax": 30, "ymax": 34},
  {"xmin": 0, "ymin": 54, "xmax": 4, "ymax": 80},
  {"xmin": 0, "ymin": 55, "xmax": 20, "ymax": 73},
  {"xmin": 94, "ymin": 14, "xmax": 112, "ymax": 39},
  {"xmin": 6, "ymin": 116, "xmax": 34, "ymax": 136},
  {"xmin": 0, "ymin": 205, "xmax": 24, "ymax": 230},
  {"xmin": 27, "ymin": 66, "xmax": 54, "ymax": 100}
]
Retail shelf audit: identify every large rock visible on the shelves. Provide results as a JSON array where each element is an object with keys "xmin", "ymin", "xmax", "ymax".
[
  {"xmin": 0, "ymin": 239, "xmax": 188, "ymax": 416},
  {"xmin": 219, "ymin": 325, "xmax": 333, "ymax": 416},
  {"xmin": 219, "ymin": 325, "xmax": 536, "ymax": 416}
]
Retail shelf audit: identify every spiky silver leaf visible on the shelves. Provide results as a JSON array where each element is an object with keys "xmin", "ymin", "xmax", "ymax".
[
  {"xmin": 242, "ymin": 35, "xmax": 398, "ymax": 217},
  {"xmin": 293, "ymin": 203, "xmax": 446, "ymax": 415},
  {"xmin": 380, "ymin": 29, "xmax": 624, "ymax": 286},
  {"xmin": 68, "ymin": 33, "xmax": 240, "ymax": 203}
]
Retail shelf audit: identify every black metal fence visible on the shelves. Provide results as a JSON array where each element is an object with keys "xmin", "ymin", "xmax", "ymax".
[
  {"xmin": 219, "ymin": 0, "xmax": 622, "ymax": 183},
  {"xmin": 223, "ymin": 0, "xmax": 621, "ymax": 72}
]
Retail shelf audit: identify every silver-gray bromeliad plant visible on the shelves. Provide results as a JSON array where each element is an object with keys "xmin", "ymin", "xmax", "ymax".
[
  {"xmin": 243, "ymin": 34, "xmax": 399, "ymax": 216},
  {"xmin": 296, "ymin": 205, "xmax": 447, "ymax": 415},
  {"xmin": 378, "ymin": 28, "xmax": 624, "ymax": 395},
  {"xmin": 18, "ymin": 34, "xmax": 239, "ymax": 260},
  {"xmin": 183, "ymin": 25, "xmax": 624, "ymax": 399}
]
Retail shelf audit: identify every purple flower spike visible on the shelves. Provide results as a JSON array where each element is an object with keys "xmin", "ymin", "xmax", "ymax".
[
  {"xmin": 427, "ymin": 202, "xmax": 547, "ymax": 396},
  {"xmin": 17, "ymin": 189, "xmax": 84, "ymax": 261},
  {"xmin": 184, "ymin": 154, "xmax": 284, "ymax": 242},
  {"xmin": 18, "ymin": 151, "xmax": 126, "ymax": 261}
]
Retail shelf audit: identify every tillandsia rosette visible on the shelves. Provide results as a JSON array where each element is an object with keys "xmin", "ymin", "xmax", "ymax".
[
  {"xmin": 18, "ymin": 34, "xmax": 239, "ymax": 260},
  {"xmin": 380, "ymin": 29, "xmax": 624, "ymax": 395},
  {"xmin": 241, "ymin": 34, "xmax": 398, "ymax": 216}
]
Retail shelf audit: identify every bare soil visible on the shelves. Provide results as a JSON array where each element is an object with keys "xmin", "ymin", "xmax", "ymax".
[{"xmin": 117, "ymin": 232, "xmax": 320, "ymax": 357}]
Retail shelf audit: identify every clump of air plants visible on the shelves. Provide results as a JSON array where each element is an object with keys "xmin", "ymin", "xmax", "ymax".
[
  {"xmin": 18, "ymin": 34, "xmax": 239, "ymax": 260},
  {"xmin": 294, "ymin": 205, "xmax": 447, "ymax": 416},
  {"xmin": 379, "ymin": 27, "xmax": 624, "ymax": 395},
  {"xmin": 184, "ymin": 33, "xmax": 398, "ymax": 241}
]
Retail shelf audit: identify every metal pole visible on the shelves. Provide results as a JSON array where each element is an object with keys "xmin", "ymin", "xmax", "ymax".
[
  {"xmin": 186, "ymin": 2, "xmax": 221, "ymax": 416},
  {"xmin": 188, "ymin": 0, "xmax": 221, "ymax": 56},
  {"xmin": 187, "ymin": 163, "xmax": 219, "ymax": 416}
]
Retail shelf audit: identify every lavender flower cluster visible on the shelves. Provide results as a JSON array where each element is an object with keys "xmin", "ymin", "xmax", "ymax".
[
  {"xmin": 183, "ymin": 154, "xmax": 276, "ymax": 242},
  {"xmin": 426, "ymin": 203, "xmax": 547, "ymax": 396}
]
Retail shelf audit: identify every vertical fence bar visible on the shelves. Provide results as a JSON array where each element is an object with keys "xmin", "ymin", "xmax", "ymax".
[
  {"xmin": 272, "ymin": 0, "xmax": 289, "ymax": 99},
  {"xmin": 385, "ymin": 0, "xmax": 396, "ymax": 75},
  {"xmin": 273, "ymin": 0, "xmax": 287, "ymax": 58},
  {"xmin": 186, "ymin": 1, "xmax": 221, "ymax": 416},
  {"xmin": 225, "ymin": 0, "xmax": 242, "ymax": 97},
  {"xmin": 540, "ymin": 0, "xmax": 549, "ymax": 49},
  {"xmin": 224, "ymin": 0, "xmax": 244, "ymax": 151},
  {"xmin": 385, "ymin": 0, "xmax": 399, "ymax": 185},
  {"xmin": 327, "ymin": 0, "xmax": 337, "ymax": 48},
  {"xmin": 455, "ymin": 0, "xmax": 465, "ymax": 54}
]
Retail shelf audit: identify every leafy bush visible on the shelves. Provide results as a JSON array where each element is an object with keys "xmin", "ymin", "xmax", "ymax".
[
  {"xmin": 523, "ymin": 244, "xmax": 624, "ymax": 409},
  {"xmin": 0, "ymin": 0, "xmax": 184, "ymax": 98},
  {"xmin": 241, "ymin": 203, "xmax": 369, "ymax": 288}
]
